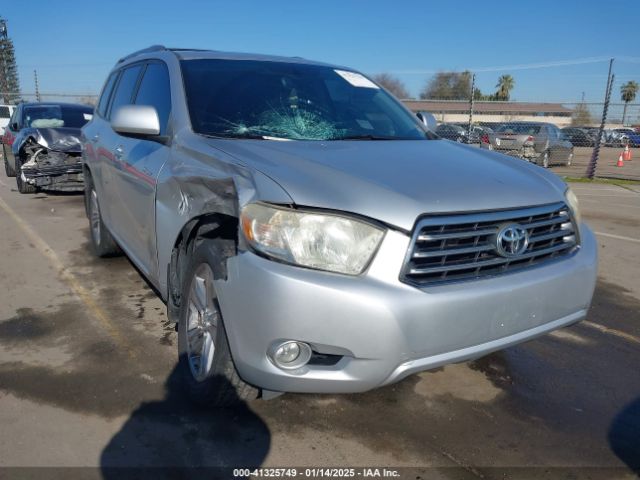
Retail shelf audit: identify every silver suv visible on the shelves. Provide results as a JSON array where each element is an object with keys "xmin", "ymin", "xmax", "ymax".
[{"xmin": 82, "ymin": 46, "xmax": 597, "ymax": 406}]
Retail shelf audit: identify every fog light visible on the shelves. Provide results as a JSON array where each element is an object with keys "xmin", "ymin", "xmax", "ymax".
[{"xmin": 268, "ymin": 341, "xmax": 312, "ymax": 370}]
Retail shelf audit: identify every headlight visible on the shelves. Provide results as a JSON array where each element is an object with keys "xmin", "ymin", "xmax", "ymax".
[
  {"xmin": 240, "ymin": 203, "xmax": 385, "ymax": 275},
  {"xmin": 565, "ymin": 187, "xmax": 581, "ymax": 225}
]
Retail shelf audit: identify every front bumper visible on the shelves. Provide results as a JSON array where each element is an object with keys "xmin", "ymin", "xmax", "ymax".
[{"xmin": 215, "ymin": 224, "xmax": 598, "ymax": 393}]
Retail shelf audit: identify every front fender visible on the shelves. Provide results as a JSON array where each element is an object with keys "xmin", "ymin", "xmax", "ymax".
[{"xmin": 154, "ymin": 137, "xmax": 293, "ymax": 299}]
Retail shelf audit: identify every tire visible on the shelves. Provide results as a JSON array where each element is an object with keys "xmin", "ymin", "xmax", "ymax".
[
  {"xmin": 177, "ymin": 239, "xmax": 259, "ymax": 407},
  {"xmin": 15, "ymin": 157, "xmax": 36, "ymax": 194},
  {"xmin": 85, "ymin": 174, "xmax": 120, "ymax": 257},
  {"xmin": 3, "ymin": 145, "xmax": 15, "ymax": 177}
]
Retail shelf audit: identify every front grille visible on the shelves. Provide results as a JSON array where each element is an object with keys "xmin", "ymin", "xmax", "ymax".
[{"xmin": 401, "ymin": 202, "xmax": 578, "ymax": 286}]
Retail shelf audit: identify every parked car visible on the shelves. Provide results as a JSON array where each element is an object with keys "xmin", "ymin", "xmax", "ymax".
[
  {"xmin": 614, "ymin": 128, "xmax": 640, "ymax": 147},
  {"xmin": 0, "ymin": 104, "xmax": 16, "ymax": 139},
  {"xmin": 561, "ymin": 127, "xmax": 594, "ymax": 147},
  {"xmin": 451, "ymin": 124, "xmax": 493, "ymax": 144},
  {"xmin": 603, "ymin": 129, "xmax": 627, "ymax": 147},
  {"xmin": 483, "ymin": 122, "xmax": 574, "ymax": 167},
  {"xmin": 2, "ymin": 102, "xmax": 93, "ymax": 192},
  {"xmin": 83, "ymin": 46, "xmax": 597, "ymax": 406},
  {"xmin": 435, "ymin": 123, "xmax": 468, "ymax": 142}
]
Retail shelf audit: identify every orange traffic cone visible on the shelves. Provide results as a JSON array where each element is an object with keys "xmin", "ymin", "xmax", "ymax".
[
  {"xmin": 617, "ymin": 153, "xmax": 624, "ymax": 167},
  {"xmin": 623, "ymin": 144, "xmax": 631, "ymax": 161}
]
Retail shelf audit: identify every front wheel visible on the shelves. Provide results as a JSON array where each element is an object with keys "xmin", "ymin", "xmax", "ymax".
[
  {"xmin": 15, "ymin": 158, "xmax": 36, "ymax": 194},
  {"xmin": 177, "ymin": 240, "xmax": 259, "ymax": 407}
]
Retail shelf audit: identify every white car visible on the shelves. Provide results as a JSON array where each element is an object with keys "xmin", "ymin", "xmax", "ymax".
[{"xmin": 0, "ymin": 104, "xmax": 16, "ymax": 138}]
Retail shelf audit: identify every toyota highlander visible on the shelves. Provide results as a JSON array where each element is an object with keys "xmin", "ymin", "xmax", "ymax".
[{"xmin": 81, "ymin": 46, "xmax": 598, "ymax": 406}]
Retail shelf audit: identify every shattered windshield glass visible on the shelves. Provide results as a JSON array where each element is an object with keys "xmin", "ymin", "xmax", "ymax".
[
  {"xmin": 181, "ymin": 59, "xmax": 431, "ymax": 141},
  {"xmin": 24, "ymin": 105, "xmax": 93, "ymax": 129}
]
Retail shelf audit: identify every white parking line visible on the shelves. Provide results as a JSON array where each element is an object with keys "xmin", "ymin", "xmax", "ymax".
[
  {"xmin": 581, "ymin": 199, "xmax": 640, "ymax": 209},
  {"xmin": 582, "ymin": 321, "xmax": 640, "ymax": 346},
  {"xmin": 595, "ymin": 231, "xmax": 640, "ymax": 244},
  {"xmin": 576, "ymin": 194, "xmax": 638, "ymax": 198}
]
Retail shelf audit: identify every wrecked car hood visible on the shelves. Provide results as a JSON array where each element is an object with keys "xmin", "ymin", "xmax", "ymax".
[
  {"xmin": 207, "ymin": 139, "xmax": 566, "ymax": 231},
  {"xmin": 16, "ymin": 127, "xmax": 83, "ymax": 153}
]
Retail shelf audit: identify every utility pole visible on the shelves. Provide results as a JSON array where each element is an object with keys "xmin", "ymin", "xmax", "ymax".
[
  {"xmin": 33, "ymin": 69, "xmax": 41, "ymax": 102},
  {"xmin": 0, "ymin": 17, "xmax": 20, "ymax": 103},
  {"xmin": 467, "ymin": 73, "xmax": 475, "ymax": 140},
  {"xmin": 586, "ymin": 58, "xmax": 614, "ymax": 179}
]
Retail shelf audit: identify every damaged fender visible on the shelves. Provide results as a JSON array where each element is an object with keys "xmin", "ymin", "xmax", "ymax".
[{"xmin": 155, "ymin": 134, "xmax": 293, "ymax": 318}]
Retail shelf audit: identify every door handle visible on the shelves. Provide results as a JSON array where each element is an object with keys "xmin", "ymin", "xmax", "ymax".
[
  {"xmin": 91, "ymin": 134, "xmax": 99, "ymax": 143},
  {"xmin": 114, "ymin": 145, "xmax": 124, "ymax": 160}
]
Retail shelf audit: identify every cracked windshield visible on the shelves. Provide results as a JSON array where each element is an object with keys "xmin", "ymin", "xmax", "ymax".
[{"xmin": 181, "ymin": 59, "xmax": 430, "ymax": 141}]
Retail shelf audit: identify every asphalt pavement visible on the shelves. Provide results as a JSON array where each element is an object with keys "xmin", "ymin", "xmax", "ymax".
[{"xmin": 0, "ymin": 174, "xmax": 638, "ymax": 479}]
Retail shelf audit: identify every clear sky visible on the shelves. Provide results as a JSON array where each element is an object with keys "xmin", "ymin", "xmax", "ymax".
[{"xmin": 2, "ymin": 0, "xmax": 639, "ymax": 103}]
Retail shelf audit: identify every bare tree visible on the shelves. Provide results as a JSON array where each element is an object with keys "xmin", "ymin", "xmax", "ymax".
[
  {"xmin": 572, "ymin": 101, "xmax": 593, "ymax": 126},
  {"xmin": 372, "ymin": 73, "xmax": 410, "ymax": 99},
  {"xmin": 419, "ymin": 71, "xmax": 472, "ymax": 100}
]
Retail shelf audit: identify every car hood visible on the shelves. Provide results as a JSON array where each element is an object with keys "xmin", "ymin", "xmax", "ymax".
[
  {"xmin": 20, "ymin": 127, "xmax": 83, "ymax": 153},
  {"xmin": 207, "ymin": 138, "xmax": 566, "ymax": 231}
]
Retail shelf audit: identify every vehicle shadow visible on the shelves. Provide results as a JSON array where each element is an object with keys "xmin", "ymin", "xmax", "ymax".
[
  {"xmin": 100, "ymin": 360, "xmax": 270, "ymax": 477},
  {"xmin": 608, "ymin": 397, "xmax": 640, "ymax": 474}
]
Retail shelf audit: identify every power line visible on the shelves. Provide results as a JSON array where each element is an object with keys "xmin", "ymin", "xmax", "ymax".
[{"xmin": 391, "ymin": 56, "xmax": 615, "ymax": 75}]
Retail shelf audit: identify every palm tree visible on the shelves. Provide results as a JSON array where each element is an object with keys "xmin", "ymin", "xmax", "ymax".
[
  {"xmin": 495, "ymin": 75, "xmax": 515, "ymax": 101},
  {"xmin": 620, "ymin": 80, "xmax": 639, "ymax": 126}
]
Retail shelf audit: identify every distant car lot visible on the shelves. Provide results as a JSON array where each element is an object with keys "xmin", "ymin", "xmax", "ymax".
[{"xmin": 0, "ymin": 175, "xmax": 638, "ymax": 474}]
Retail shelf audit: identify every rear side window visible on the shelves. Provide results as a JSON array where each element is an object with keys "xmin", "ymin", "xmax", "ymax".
[
  {"xmin": 97, "ymin": 72, "xmax": 118, "ymax": 118},
  {"xmin": 108, "ymin": 65, "xmax": 143, "ymax": 119},
  {"xmin": 0, "ymin": 106, "xmax": 10, "ymax": 119},
  {"xmin": 134, "ymin": 62, "xmax": 171, "ymax": 135}
]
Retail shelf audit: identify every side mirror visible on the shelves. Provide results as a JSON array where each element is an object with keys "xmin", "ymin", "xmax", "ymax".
[
  {"xmin": 415, "ymin": 111, "xmax": 437, "ymax": 131},
  {"xmin": 111, "ymin": 105, "xmax": 160, "ymax": 137},
  {"xmin": 10, "ymin": 122, "xmax": 18, "ymax": 131}
]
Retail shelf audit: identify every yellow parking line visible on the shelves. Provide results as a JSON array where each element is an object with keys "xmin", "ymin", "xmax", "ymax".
[
  {"xmin": 582, "ymin": 321, "xmax": 640, "ymax": 346},
  {"xmin": 0, "ymin": 195, "xmax": 137, "ymax": 359}
]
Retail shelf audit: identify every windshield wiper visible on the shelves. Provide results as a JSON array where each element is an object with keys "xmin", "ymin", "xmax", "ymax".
[
  {"xmin": 334, "ymin": 134, "xmax": 402, "ymax": 141},
  {"xmin": 203, "ymin": 132, "xmax": 267, "ymax": 140}
]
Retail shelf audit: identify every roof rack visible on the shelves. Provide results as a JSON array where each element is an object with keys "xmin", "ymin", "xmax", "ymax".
[{"xmin": 117, "ymin": 45, "xmax": 167, "ymax": 64}]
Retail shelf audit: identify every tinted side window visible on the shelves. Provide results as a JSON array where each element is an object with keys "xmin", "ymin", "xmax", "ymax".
[
  {"xmin": 0, "ymin": 106, "xmax": 10, "ymax": 119},
  {"xmin": 108, "ymin": 65, "xmax": 143, "ymax": 120},
  {"xmin": 134, "ymin": 63, "xmax": 171, "ymax": 135},
  {"xmin": 97, "ymin": 72, "xmax": 119, "ymax": 118}
]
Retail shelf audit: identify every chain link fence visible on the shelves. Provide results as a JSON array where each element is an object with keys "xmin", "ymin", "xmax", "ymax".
[
  {"xmin": 2, "ymin": 58, "xmax": 639, "ymax": 181},
  {"xmin": 397, "ymin": 59, "xmax": 640, "ymax": 181}
]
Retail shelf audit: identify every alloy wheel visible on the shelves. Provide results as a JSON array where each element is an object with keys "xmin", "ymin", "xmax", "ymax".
[{"xmin": 185, "ymin": 263, "xmax": 218, "ymax": 382}]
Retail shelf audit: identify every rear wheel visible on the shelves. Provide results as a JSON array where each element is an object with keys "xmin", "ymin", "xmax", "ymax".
[
  {"xmin": 177, "ymin": 240, "xmax": 259, "ymax": 407},
  {"xmin": 3, "ymin": 145, "xmax": 15, "ymax": 177},
  {"xmin": 85, "ymin": 175, "xmax": 120, "ymax": 257}
]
